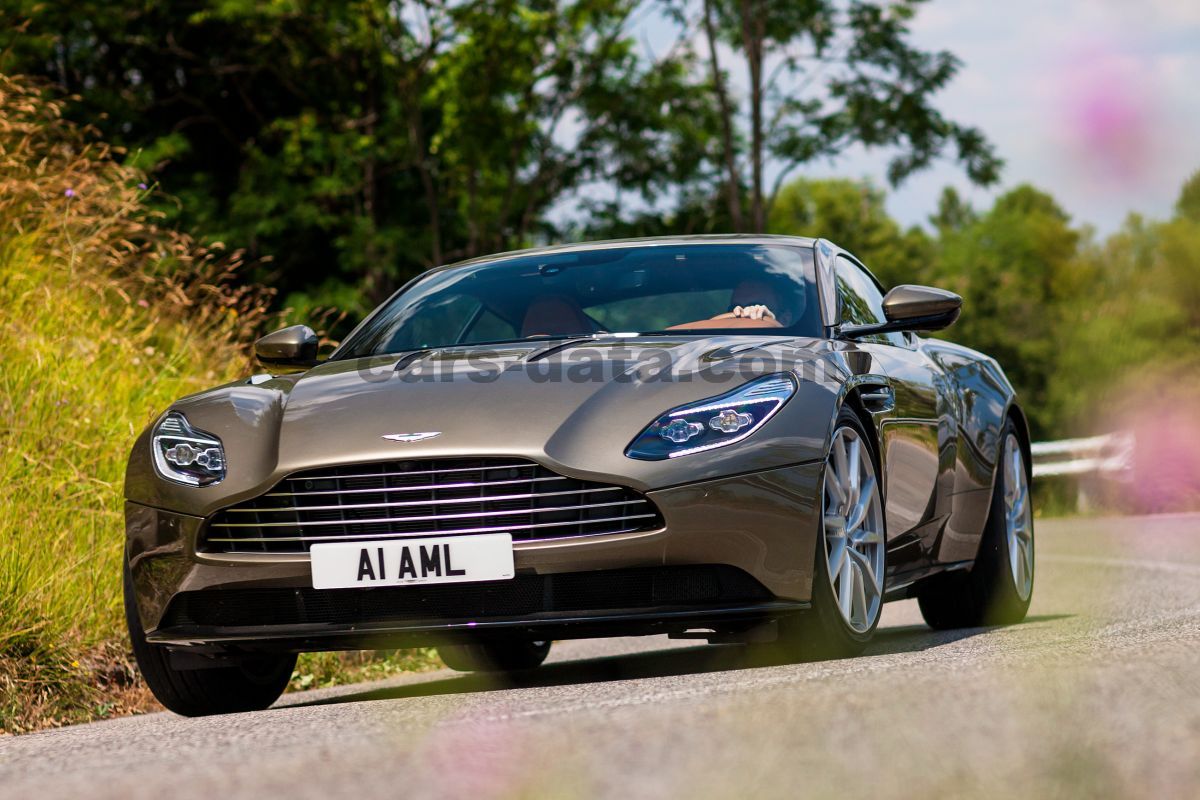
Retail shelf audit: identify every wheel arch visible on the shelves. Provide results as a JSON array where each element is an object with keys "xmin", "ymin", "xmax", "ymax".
[
  {"xmin": 1004, "ymin": 401, "xmax": 1034, "ymax": 482},
  {"xmin": 837, "ymin": 383, "xmax": 887, "ymax": 473}
]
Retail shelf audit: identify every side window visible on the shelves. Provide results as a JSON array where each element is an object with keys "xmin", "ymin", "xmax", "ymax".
[{"xmin": 834, "ymin": 256, "xmax": 903, "ymax": 345}]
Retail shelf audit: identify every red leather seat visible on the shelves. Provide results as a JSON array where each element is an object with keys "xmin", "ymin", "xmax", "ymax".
[{"xmin": 520, "ymin": 295, "xmax": 595, "ymax": 338}]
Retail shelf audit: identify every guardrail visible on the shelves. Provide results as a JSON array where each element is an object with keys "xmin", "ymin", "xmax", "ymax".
[{"xmin": 1030, "ymin": 432, "xmax": 1134, "ymax": 479}]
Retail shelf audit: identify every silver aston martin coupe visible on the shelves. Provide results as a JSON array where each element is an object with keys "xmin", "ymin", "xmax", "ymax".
[{"xmin": 123, "ymin": 235, "xmax": 1034, "ymax": 715}]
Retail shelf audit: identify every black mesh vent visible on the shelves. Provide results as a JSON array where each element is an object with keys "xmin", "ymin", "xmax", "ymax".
[{"xmin": 159, "ymin": 566, "xmax": 771, "ymax": 630}]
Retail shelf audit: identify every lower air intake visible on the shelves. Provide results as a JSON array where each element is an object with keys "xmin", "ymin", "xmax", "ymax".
[{"xmin": 158, "ymin": 566, "xmax": 772, "ymax": 630}]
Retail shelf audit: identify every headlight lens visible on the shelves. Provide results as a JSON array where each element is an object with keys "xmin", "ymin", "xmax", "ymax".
[
  {"xmin": 152, "ymin": 412, "xmax": 226, "ymax": 486},
  {"xmin": 625, "ymin": 374, "xmax": 796, "ymax": 460}
]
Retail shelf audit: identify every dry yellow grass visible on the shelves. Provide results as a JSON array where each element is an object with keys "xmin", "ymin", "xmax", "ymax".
[
  {"xmin": 0, "ymin": 74, "xmax": 274, "ymax": 732},
  {"xmin": 0, "ymin": 76, "xmax": 438, "ymax": 734}
]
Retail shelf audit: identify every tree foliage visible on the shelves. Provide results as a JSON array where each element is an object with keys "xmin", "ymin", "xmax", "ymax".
[
  {"xmin": 925, "ymin": 185, "xmax": 1084, "ymax": 436},
  {"xmin": 2, "ymin": 0, "xmax": 1003, "ymax": 310},
  {"xmin": 679, "ymin": 0, "xmax": 1002, "ymax": 231},
  {"xmin": 768, "ymin": 177, "xmax": 932, "ymax": 287},
  {"xmin": 4, "ymin": 0, "xmax": 1198, "ymax": 463},
  {"xmin": 1, "ymin": 0, "xmax": 719, "ymax": 315}
]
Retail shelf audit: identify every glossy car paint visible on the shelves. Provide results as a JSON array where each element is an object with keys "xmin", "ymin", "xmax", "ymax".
[{"xmin": 124, "ymin": 235, "xmax": 1027, "ymax": 650}]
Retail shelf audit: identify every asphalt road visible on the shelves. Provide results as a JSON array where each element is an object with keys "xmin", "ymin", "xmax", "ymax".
[{"xmin": 3, "ymin": 515, "xmax": 1199, "ymax": 799}]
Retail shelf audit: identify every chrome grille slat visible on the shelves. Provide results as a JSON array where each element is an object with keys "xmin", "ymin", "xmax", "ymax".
[
  {"xmin": 205, "ymin": 515, "xmax": 661, "ymax": 544},
  {"xmin": 202, "ymin": 457, "xmax": 663, "ymax": 553},
  {"xmin": 264, "ymin": 475, "xmax": 567, "ymax": 497},
  {"xmin": 211, "ymin": 499, "xmax": 650, "ymax": 528},
  {"xmin": 223, "ymin": 485, "xmax": 625, "ymax": 513},
  {"xmin": 292, "ymin": 462, "xmax": 532, "ymax": 482}
]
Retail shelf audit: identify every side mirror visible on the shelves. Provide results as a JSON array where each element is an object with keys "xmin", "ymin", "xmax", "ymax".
[
  {"xmin": 254, "ymin": 325, "xmax": 319, "ymax": 368},
  {"xmin": 839, "ymin": 285, "xmax": 961, "ymax": 339},
  {"xmin": 882, "ymin": 285, "xmax": 962, "ymax": 329}
]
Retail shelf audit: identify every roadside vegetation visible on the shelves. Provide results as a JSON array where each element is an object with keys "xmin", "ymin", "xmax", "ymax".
[{"xmin": 0, "ymin": 77, "xmax": 434, "ymax": 734}]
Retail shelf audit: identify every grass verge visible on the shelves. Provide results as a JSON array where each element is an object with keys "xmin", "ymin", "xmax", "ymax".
[{"xmin": 0, "ymin": 75, "xmax": 442, "ymax": 734}]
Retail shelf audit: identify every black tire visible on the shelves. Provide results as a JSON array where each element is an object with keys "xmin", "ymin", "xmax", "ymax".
[
  {"xmin": 917, "ymin": 419, "xmax": 1035, "ymax": 629},
  {"xmin": 438, "ymin": 640, "xmax": 552, "ymax": 673},
  {"xmin": 124, "ymin": 565, "xmax": 295, "ymax": 716},
  {"xmin": 779, "ymin": 408, "xmax": 885, "ymax": 661}
]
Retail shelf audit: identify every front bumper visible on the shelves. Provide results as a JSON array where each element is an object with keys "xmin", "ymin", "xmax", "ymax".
[{"xmin": 126, "ymin": 461, "xmax": 822, "ymax": 650}]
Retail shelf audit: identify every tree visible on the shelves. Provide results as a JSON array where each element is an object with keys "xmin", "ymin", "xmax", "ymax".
[
  {"xmin": 929, "ymin": 185, "xmax": 1082, "ymax": 437},
  {"xmin": 1175, "ymin": 168, "xmax": 1200, "ymax": 223},
  {"xmin": 1, "ymin": 0, "xmax": 718, "ymax": 315},
  {"xmin": 678, "ymin": 0, "xmax": 1002, "ymax": 232},
  {"xmin": 1041, "ymin": 176, "xmax": 1200, "ymax": 510},
  {"xmin": 1048, "ymin": 178, "xmax": 1200, "ymax": 427},
  {"xmin": 768, "ymin": 176, "xmax": 932, "ymax": 286},
  {"xmin": 929, "ymin": 186, "xmax": 976, "ymax": 236}
]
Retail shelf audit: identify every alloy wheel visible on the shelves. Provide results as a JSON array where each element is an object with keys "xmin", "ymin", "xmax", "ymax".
[
  {"xmin": 1003, "ymin": 433, "xmax": 1034, "ymax": 601},
  {"xmin": 822, "ymin": 426, "xmax": 886, "ymax": 634}
]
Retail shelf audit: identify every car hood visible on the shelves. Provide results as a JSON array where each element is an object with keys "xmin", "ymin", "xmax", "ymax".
[{"xmin": 127, "ymin": 336, "xmax": 844, "ymax": 514}]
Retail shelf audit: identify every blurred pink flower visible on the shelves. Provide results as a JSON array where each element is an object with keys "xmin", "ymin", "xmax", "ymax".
[{"xmin": 1054, "ymin": 43, "xmax": 1160, "ymax": 187}]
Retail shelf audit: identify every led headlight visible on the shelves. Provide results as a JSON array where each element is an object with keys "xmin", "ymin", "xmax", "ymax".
[
  {"xmin": 152, "ymin": 412, "xmax": 226, "ymax": 486},
  {"xmin": 625, "ymin": 374, "xmax": 796, "ymax": 460}
]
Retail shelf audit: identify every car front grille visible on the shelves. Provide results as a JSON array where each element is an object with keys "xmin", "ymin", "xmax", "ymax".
[
  {"xmin": 158, "ymin": 566, "xmax": 773, "ymax": 629},
  {"xmin": 202, "ymin": 458, "xmax": 663, "ymax": 554}
]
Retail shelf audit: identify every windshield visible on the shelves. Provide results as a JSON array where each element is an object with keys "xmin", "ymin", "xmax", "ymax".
[{"xmin": 336, "ymin": 243, "xmax": 821, "ymax": 358}]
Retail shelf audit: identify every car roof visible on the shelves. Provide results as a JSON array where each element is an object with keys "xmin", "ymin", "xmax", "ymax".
[{"xmin": 441, "ymin": 234, "xmax": 820, "ymax": 271}]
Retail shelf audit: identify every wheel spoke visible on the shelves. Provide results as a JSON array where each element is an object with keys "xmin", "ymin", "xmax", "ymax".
[
  {"xmin": 832, "ymin": 435, "xmax": 850, "ymax": 499},
  {"xmin": 846, "ymin": 438, "xmax": 861, "ymax": 506},
  {"xmin": 854, "ymin": 527, "xmax": 885, "ymax": 545},
  {"xmin": 825, "ymin": 475, "xmax": 846, "ymax": 511},
  {"xmin": 1011, "ymin": 485, "xmax": 1028, "ymax": 519},
  {"xmin": 1010, "ymin": 534, "xmax": 1022, "ymax": 584},
  {"xmin": 847, "ymin": 545, "xmax": 882, "ymax": 597},
  {"xmin": 852, "ymin": 561, "xmax": 869, "ymax": 625},
  {"xmin": 845, "ymin": 475, "xmax": 876, "ymax": 533},
  {"xmin": 827, "ymin": 537, "xmax": 847, "ymax": 579},
  {"xmin": 838, "ymin": 555, "xmax": 855, "ymax": 618}
]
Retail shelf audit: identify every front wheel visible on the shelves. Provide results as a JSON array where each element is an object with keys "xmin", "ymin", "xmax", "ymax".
[
  {"xmin": 438, "ymin": 639, "xmax": 551, "ymax": 673},
  {"xmin": 918, "ymin": 422, "xmax": 1035, "ymax": 628},
  {"xmin": 124, "ymin": 566, "xmax": 295, "ymax": 716},
  {"xmin": 780, "ymin": 409, "xmax": 886, "ymax": 660}
]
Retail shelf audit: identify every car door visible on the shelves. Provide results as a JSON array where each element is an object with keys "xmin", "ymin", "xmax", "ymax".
[{"xmin": 832, "ymin": 255, "xmax": 953, "ymax": 572}]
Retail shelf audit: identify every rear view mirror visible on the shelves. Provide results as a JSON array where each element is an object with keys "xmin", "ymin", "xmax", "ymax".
[
  {"xmin": 839, "ymin": 285, "xmax": 961, "ymax": 339},
  {"xmin": 254, "ymin": 325, "xmax": 319, "ymax": 368}
]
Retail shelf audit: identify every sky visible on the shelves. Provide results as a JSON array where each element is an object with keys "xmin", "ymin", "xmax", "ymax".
[{"xmin": 810, "ymin": 0, "xmax": 1200, "ymax": 233}]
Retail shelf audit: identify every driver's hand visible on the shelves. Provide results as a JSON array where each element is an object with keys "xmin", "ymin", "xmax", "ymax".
[{"xmin": 732, "ymin": 304, "xmax": 776, "ymax": 321}]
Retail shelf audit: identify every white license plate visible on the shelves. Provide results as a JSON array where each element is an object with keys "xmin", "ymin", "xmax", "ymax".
[{"xmin": 310, "ymin": 533, "xmax": 514, "ymax": 590}]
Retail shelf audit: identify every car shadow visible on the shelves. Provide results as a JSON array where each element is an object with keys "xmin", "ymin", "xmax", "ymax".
[
  {"xmin": 285, "ymin": 613, "xmax": 1075, "ymax": 711},
  {"xmin": 867, "ymin": 613, "xmax": 1073, "ymax": 657}
]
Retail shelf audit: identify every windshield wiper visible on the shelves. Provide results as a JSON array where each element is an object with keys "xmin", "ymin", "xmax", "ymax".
[
  {"xmin": 524, "ymin": 334, "xmax": 607, "ymax": 363},
  {"xmin": 524, "ymin": 332, "xmax": 667, "ymax": 363},
  {"xmin": 393, "ymin": 348, "xmax": 437, "ymax": 373}
]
